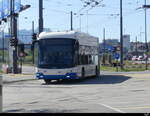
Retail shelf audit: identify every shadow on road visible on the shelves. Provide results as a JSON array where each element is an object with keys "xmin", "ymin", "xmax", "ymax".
[{"xmin": 43, "ymin": 75, "xmax": 131, "ymax": 85}]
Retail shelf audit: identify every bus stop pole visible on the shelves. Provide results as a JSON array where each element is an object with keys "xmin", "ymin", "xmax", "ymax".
[{"xmin": 0, "ymin": 75, "xmax": 2, "ymax": 113}]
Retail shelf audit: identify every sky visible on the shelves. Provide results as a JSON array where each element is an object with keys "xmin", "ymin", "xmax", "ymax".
[{"xmin": 11, "ymin": 0, "xmax": 150, "ymax": 43}]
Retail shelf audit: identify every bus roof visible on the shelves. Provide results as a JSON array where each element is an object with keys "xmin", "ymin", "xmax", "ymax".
[{"xmin": 38, "ymin": 31, "xmax": 99, "ymax": 46}]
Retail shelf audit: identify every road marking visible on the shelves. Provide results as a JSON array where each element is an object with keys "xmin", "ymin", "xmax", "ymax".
[
  {"xmin": 125, "ymin": 74, "xmax": 150, "ymax": 78},
  {"xmin": 119, "ymin": 106, "xmax": 150, "ymax": 110},
  {"xmin": 100, "ymin": 103, "xmax": 125, "ymax": 113}
]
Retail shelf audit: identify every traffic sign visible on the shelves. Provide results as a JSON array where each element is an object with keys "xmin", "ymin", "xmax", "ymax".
[
  {"xmin": 114, "ymin": 53, "xmax": 120, "ymax": 60},
  {"xmin": 0, "ymin": 3, "xmax": 2, "ymax": 20},
  {"xmin": 3, "ymin": 0, "xmax": 10, "ymax": 18},
  {"xmin": 5, "ymin": 34, "xmax": 11, "ymax": 38},
  {"xmin": 14, "ymin": 0, "xmax": 21, "ymax": 13},
  {"xmin": 0, "ymin": 0, "xmax": 22, "ymax": 21}
]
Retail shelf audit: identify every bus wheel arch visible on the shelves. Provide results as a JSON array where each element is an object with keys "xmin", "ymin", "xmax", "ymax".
[{"xmin": 44, "ymin": 79, "xmax": 52, "ymax": 84}]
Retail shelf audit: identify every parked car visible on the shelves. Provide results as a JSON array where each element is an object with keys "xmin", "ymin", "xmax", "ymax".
[
  {"xmin": 137, "ymin": 56, "xmax": 143, "ymax": 61},
  {"xmin": 132, "ymin": 56, "xmax": 138, "ymax": 61}
]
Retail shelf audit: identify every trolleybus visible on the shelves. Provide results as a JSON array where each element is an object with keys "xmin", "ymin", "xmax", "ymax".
[{"xmin": 35, "ymin": 31, "xmax": 100, "ymax": 83}]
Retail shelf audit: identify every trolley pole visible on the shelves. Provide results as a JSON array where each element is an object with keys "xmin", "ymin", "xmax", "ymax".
[
  {"xmin": 120, "ymin": 0, "xmax": 124, "ymax": 70},
  {"xmin": 39, "ymin": 0, "xmax": 44, "ymax": 34},
  {"xmin": 71, "ymin": 11, "xmax": 73, "ymax": 31}
]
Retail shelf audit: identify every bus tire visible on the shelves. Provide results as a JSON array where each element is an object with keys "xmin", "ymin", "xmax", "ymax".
[
  {"xmin": 44, "ymin": 79, "xmax": 51, "ymax": 84},
  {"xmin": 81, "ymin": 68, "xmax": 85, "ymax": 79}
]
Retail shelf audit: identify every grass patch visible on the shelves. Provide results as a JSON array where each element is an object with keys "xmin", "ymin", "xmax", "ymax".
[
  {"xmin": 100, "ymin": 64, "xmax": 150, "ymax": 72},
  {"xmin": 22, "ymin": 63, "xmax": 34, "ymax": 67},
  {"xmin": 100, "ymin": 65, "xmax": 118, "ymax": 72},
  {"xmin": 0, "ymin": 63, "xmax": 2, "ymax": 74}
]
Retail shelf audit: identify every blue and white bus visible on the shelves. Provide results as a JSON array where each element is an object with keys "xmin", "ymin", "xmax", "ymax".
[{"xmin": 35, "ymin": 31, "xmax": 100, "ymax": 83}]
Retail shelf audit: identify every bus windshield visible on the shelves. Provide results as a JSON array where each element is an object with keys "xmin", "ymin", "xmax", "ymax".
[{"xmin": 38, "ymin": 38, "xmax": 76, "ymax": 69}]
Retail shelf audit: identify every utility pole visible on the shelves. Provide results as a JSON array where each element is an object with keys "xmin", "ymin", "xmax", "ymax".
[
  {"xmin": 120, "ymin": 0, "xmax": 124, "ymax": 70},
  {"xmin": 2, "ymin": 29, "xmax": 4, "ymax": 63},
  {"xmin": 70, "ymin": 11, "xmax": 73, "ymax": 31},
  {"xmin": 39, "ymin": 0, "xmax": 44, "ymax": 34},
  {"xmin": 144, "ymin": 0, "xmax": 148, "ymax": 70},
  {"xmin": 103, "ymin": 28, "xmax": 106, "ymax": 55},
  {"xmin": 10, "ymin": 0, "xmax": 19, "ymax": 74},
  {"xmin": 136, "ymin": 36, "xmax": 138, "ymax": 56},
  {"xmin": 103, "ymin": 28, "xmax": 106, "ymax": 65},
  {"xmin": 32, "ymin": 21, "xmax": 35, "ymax": 64},
  {"xmin": 0, "ymin": 75, "xmax": 2, "ymax": 113}
]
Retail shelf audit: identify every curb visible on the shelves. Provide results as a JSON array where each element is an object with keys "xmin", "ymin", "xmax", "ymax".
[
  {"xmin": 3, "ymin": 79, "xmax": 37, "ymax": 84},
  {"xmin": 2, "ymin": 74, "xmax": 35, "ymax": 78}
]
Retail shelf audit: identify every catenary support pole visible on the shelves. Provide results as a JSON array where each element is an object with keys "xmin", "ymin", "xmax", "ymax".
[
  {"xmin": 39, "ymin": 0, "xmax": 43, "ymax": 34},
  {"xmin": 32, "ymin": 21, "xmax": 35, "ymax": 64},
  {"xmin": 120, "ymin": 0, "xmax": 124, "ymax": 70},
  {"xmin": 0, "ymin": 75, "xmax": 2, "ymax": 113},
  {"xmin": 10, "ymin": 0, "xmax": 19, "ymax": 74},
  {"xmin": 2, "ymin": 29, "xmax": 5, "ymax": 63},
  {"xmin": 144, "ymin": 0, "xmax": 148, "ymax": 70}
]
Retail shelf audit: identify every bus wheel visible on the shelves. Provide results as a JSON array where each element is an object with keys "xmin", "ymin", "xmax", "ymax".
[
  {"xmin": 95, "ymin": 66, "xmax": 99, "ymax": 77},
  {"xmin": 44, "ymin": 79, "xmax": 51, "ymax": 84},
  {"xmin": 81, "ymin": 68, "xmax": 85, "ymax": 79}
]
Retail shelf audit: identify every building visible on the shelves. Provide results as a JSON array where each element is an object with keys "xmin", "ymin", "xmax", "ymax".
[
  {"xmin": 0, "ymin": 37, "xmax": 9, "ymax": 50},
  {"xmin": 99, "ymin": 39, "xmax": 119, "ymax": 54},
  {"xmin": 104, "ymin": 39, "xmax": 119, "ymax": 46},
  {"xmin": 123, "ymin": 35, "xmax": 130, "ymax": 50}
]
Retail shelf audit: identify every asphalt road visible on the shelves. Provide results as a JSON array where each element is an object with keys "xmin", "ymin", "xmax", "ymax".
[{"xmin": 3, "ymin": 73, "xmax": 150, "ymax": 113}]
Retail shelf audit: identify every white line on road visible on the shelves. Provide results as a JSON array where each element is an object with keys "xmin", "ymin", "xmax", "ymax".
[{"xmin": 100, "ymin": 103, "xmax": 125, "ymax": 113}]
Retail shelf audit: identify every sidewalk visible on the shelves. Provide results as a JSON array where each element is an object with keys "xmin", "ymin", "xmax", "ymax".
[
  {"xmin": 2, "ymin": 73, "xmax": 36, "ymax": 84},
  {"xmin": 1, "ymin": 65, "xmax": 36, "ymax": 84},
  {"xmin": 100, "ymin": 70, "xmax": 150, "ymax": 75}
]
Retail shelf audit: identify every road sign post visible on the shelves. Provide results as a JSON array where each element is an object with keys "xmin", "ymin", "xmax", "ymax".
[
  {"xmin": 0, "ymin": 75, "xmax": 2, "ymax": 113},
  {"xmin": 0, "ymin": 0, "xmax": 30, "ymax": 74},
  {"xmin": 114, "ymin": 53, "xmax": 120, "ymax": 72}
]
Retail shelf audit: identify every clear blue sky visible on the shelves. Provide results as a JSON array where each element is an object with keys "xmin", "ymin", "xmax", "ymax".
[{"xmin": 19, "ymin": 0, "xmax": 150, "ymax": 43}]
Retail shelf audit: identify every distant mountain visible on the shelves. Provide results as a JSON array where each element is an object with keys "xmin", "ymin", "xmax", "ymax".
[
  {"xmin": 0, "ymin": 28, "xmax": 52, "ymax": 49},
  {"xmin": 0, "ymin": 33, "xmax": 9, "ymax": 49},
  {"xmin": 18, "ymin": 28, "xmax": 51, "ymax": 44}
]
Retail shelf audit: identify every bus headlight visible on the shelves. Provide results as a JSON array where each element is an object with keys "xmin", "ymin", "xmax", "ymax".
[
  {"xmin": 36, "ymin": 73, "xmax": 40, "ymax": 76},
  {"xmin": 36, "ymin": 73, "xmax": 44, "ymax": 78},
  {"xmin": 66, "ymin": 76, "xmax": 70, "ymax": 78},
  {"xmin": 40, "ymin": 75, "xmax": 44, "ymax": 78}
]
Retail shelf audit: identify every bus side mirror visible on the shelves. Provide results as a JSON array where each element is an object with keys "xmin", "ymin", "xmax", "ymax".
[{"xmin": 75, "ymin": 41, "xmax": 79, "ymax": 50}]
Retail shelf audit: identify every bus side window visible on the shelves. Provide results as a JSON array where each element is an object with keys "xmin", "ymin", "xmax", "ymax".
[
  {"xmin": 89, "ymin": 55, "xmax": 92, "ymax": 64},
  {"xmin": 92, "ymin": 56, "xmax": 95, "ymax": 65},
  {"xmin": 85, "ymin": 55, "xmax": 88, "ymax": 65},
  {"xmin": 79, "ymin": 54, "xmax": 82, "ymax": 65}
]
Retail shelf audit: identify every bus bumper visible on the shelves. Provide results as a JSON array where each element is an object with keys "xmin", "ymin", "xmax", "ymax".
[{"xmin": 36, "ymin": 73, "xmax": 80, "ymax": 80}]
